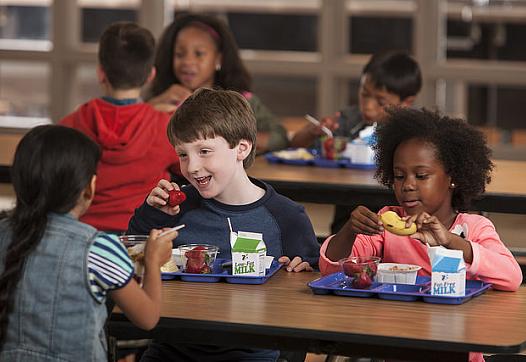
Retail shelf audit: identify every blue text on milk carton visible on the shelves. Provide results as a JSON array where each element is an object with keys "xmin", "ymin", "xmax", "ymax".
[{"xmin": 427, "ymin": 246, "xmax": 466, "ymax": 297}]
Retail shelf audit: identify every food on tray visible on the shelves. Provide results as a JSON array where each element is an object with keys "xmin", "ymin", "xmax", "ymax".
[
  {"xmin": 178, "ymin": 244, "xmax": 219, "ymax": 274},
  {"xmin": 272, "ymin": 148, "xmax": 314, "ymax": 160},
  {"xmin": 127, "ymin": 243, "xmax": 145, "ymax": 264},
  {"xmin": 379, "ymin": 211, "xmax": 417, "ymax": 236},
  {"xmin": 322, "ymin": 136, "xmax": 347, "ymax": 160},
  {"xmin": 167, "ymin": 189, "xmax": 186, "ymax": 207},
  {"xmin": 160, "ymin": 258, "xmax": 179, "ymax": 272},
  {"xmin": 387, "ymin": 265, "xmax": 420, "ymax": 272},
  {"xmin": 377, "ymin": 263, "xmax": 422, "ymax": 284},
  {"xmin": 339, "ymin": 256, "xmax": 380, "ymax": 289}
]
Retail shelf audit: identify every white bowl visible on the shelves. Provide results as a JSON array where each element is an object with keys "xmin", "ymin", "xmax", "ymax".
[{"xmin": 377, "ymin": 263, "xmax": 422, "ymax": 285}]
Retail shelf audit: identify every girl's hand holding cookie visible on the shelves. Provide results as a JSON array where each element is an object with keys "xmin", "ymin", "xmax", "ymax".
[
  {"xmin": 146, "ymin": 179, "xmax": 183, "ymax": 215},
  {"xmin": 408, "ymin": 212, "xmax": 450, "ymax": 247},
  {"xmin": 349, "ymin": 206, "xmax": 383, "ymax": 235}
]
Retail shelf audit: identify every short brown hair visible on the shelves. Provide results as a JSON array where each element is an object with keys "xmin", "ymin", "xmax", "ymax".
[
  {"xmin": 168, "ymin": 88, "xmax": 257, "ymax": 168},
  {"xmin": 98, "ymin": 22, "xmax": 155, "ymax": 89}
]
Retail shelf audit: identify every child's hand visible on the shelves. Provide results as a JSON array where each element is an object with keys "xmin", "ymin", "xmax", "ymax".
[
  {"xmin": 349, "ymin": 206, "xmax": 383, "ymax": 235},
  {"xmin": 146, "ymin": 179, "xmax": 182, "ymax": 215},
  {"xmin": 308, "ymin": 113, "xmax": 340, "ymax": 137},
  {"xmin": 407, "ymin": 212, "xmax": 450, "ymax": 247},
  {"xmin": 149, "ymin": 84, "xmax": 192, "ymax": 112},
  {"xmin": 143, "ymin": 228, "xmax": 178, "ymax": 269},
  {"xmin": 278, "ymin": 256, "xmax": 314, "ymax": 272}
]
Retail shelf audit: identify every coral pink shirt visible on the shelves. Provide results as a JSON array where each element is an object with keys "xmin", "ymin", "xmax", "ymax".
[
  {"xmin": 319, "ymin": 206, "xmax": 522, "ymax": 291},
  {"xmin": 319, "ymin": 206, "xmax": 522, "ymax": 362}
]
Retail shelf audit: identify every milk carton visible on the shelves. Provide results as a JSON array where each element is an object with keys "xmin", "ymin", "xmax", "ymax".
[
  {"xmin": 230, "ymin": 231, "xmax": 272, "ymax": 276},
  {"xmin": 427, "ymin": 246, "xmax": 466, "ymax": 297}
]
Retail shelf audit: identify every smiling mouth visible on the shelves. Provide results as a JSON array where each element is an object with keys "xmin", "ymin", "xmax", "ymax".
[{"xmin": 194, "ymin": 176, "xmax": 211, "ymax": 186}]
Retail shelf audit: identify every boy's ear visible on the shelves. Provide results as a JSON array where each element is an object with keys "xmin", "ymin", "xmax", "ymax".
[
  {"xmin": 236, "ymin": 139, "xmax": 252, "ymax": 161},
  {"xmin": 401, "ymin": 95, "xmax": 416, "ymax": 107},
  {"xmin": 96, "ymin": 65, "xmax": 107, "ymax": 85},
  {"xmin": 146, "ymin": 67, "xmax": 156, "ymax": 84}
]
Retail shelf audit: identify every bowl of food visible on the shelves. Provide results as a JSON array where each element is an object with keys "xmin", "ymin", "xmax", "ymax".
[
  {"xmin": 120, "ymin": 235, "xmax": 181, "ymax": 276},
  {"xmin": 338, "ymin": 256, "xmax": 381, "ymax": 289},
  {"xmin": 178, "ymin": 244, "xmax": 219, "ymax": 274},
  {"xmin": 376, "ymin": 263, "xmax": 422, "ymax": 285},
  {"xmin": 119, "ymin": 235, "xmax": 148, "ymax": 281}
]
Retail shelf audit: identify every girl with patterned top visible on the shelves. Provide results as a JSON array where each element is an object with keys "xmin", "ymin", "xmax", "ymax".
[{"xmin": 0, "ymin": 125, "xmax": 178, "ymax": 361}]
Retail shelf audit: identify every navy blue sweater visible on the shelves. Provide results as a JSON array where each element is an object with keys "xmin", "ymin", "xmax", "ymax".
[{"xmin": 128, "ymin": 178, "xmax": 320, "ymax": 267}]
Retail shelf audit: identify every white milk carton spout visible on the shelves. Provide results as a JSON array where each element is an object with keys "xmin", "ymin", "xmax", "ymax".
[
  {"xmin": 427, "ymin": 245, "xmax": 466, "ymax": 297},
  {"xmin": 230, "ymin": 230, "xmax": 272, "ymax": 276}
]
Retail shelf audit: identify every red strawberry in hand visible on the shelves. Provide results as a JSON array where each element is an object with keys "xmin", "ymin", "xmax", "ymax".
[{"xmin": 168, "ymin": 189, "xmax": 186, "ymax": 207}]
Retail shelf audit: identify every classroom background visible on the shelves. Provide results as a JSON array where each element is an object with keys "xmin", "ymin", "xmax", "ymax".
[{"xmin": 1, "ymin": 0, "xmax": 526, "ymax": 252}]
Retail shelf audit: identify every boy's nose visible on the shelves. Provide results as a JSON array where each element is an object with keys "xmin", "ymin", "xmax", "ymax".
[{"xmin": 186, "ymin": 157, "xmax": 201, "ymax": 173}]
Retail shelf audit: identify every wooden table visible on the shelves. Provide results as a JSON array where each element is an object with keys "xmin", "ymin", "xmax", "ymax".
[
  {"xmin": 109, "ymin": 271, "xmax": 526, "ymax": 361},
  {"xmin": 248, "ymin": 157, "xmax": 526, "ymax": 214}
]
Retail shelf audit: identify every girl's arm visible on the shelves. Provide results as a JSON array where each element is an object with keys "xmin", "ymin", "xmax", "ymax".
[{"xmin": 109, "ymin": 228, "xmax": 176, "ymax": 330}]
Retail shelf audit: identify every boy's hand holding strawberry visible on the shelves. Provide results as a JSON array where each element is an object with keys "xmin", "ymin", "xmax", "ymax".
[{"xmin": 147, "ymin": 179, "xmax": 186, "ymax": 215}]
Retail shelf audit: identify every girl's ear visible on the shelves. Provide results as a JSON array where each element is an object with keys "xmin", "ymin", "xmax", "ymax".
[
  {"xmin": 84, "ymin": 175, "xmax": 97, "ymax": 203},
  {"xmin": 236, "ymin": 139, "xmax": 252, "ymax": 161}
]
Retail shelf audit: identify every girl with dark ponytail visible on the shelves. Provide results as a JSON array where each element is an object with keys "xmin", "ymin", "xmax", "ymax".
[{"xmin": 0, "ymin": 125, "xmax": 178, "ymax": 361}]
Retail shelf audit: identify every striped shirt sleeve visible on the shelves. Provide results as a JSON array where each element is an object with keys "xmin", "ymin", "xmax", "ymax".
[{"xmin": 87, "ymin": 233, "xmax": 134, "ymax": 303}]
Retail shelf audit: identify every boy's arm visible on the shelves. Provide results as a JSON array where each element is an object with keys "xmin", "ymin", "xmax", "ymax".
[
  {"xmin": 128, "ymin": 200, "xmax": 177, "ymax": 235},
  {"xmin": 276, "ymin": 204, "xmax": 320, "ymax": 268}
]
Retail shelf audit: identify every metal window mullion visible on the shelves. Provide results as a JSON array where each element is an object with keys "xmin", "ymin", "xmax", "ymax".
[{"xmin": 50, "ymin": 0, "xmax": 81, "ymax": 122}]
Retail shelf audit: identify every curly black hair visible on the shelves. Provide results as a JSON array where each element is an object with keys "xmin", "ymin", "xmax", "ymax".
[{"xmin": 373, "ymin": 107, "xmax": 494, "ymax": 211}]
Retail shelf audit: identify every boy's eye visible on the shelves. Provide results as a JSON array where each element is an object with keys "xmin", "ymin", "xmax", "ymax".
[
  {"xmin": 200, "ymin": 149, "xmax": 211, "ymax": 155},
  {"xmin": 177, "ymin": 152, "xmax": 187, "ymax": 158}
]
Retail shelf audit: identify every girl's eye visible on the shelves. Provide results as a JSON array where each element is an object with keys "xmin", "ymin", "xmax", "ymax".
[
  {"xmin": 393, "ymin": 175, "xmax": 404, "ymax": 180},
  {"xmin": 195, "ymin": 50, "xmax": 205, "ymax": 57},
  {"xmin": 416, "ymin": 174, "xmax": 428, "ymax": 179}
]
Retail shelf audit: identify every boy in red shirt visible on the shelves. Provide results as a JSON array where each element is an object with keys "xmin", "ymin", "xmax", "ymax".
[{"xmin": 60, "ymin": 22, "xmax": 181, "ymax": 232}]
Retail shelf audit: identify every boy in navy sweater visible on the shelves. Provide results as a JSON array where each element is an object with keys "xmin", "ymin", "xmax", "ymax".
[{"xmin": 129, "ymin": 88, "xmax": 319, "ymax": 361}]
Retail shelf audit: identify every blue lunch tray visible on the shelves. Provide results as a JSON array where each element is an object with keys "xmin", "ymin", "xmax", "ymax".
[
  {"xmin": 265, "ymin": 149, "xmax": 376, "ymax": 170},
  {"xmin": 308, "ymin": 272, "xmax": 491, "ymax": 305},
  {"xmin": 162, "ymin": 258, "xmax": 282, "ymax": 284}
]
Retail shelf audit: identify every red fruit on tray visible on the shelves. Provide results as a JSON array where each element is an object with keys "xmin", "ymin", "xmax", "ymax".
[
  {"xmin": 168, "ymin": 189, "xmax": 186, "ymax": 207},
  {"xmin": 323, "ymin": 137, "xmax": 335, "ymax": 160},
  {"xmin": 352, "ymin": 271, "xmax": 373, "ymax": 289},
  {"xmin": 342, "ymin": 261, "xmax": 363, "ymax": 276},
  {"xmin": 366, "ymin": 260, "xmax": 378, "ymax": 275},
  {"xmin": 184, "ymin": 246, "xmax": 211, "ymax": 274}
]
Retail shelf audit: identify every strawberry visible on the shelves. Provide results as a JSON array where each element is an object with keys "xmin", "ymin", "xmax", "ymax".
[
  {"xmin": 168, "ymin": 189, "xmax": 186, "ymax": 207},
  {"xmin": 342, "ymin": 261, "xmax": 363, "ymax": 276},
  {"xmin": 366, "ymin": 260, "xmax": 378, "ymax": 276},
  {"xmin": 323, "ymin": 137, "xmax": 335, "ymax": 160},
  {"xmin": 184, "ymin": 246, "xmax": 212, "ymax": 274},
  {"xmin": 352, "ymin": 271, "xmax": 373, "ymax": 289}
]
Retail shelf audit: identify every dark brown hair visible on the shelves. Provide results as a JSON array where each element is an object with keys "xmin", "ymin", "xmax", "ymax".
[
  {"xmin": 149, "ymin": 13, "xmax": 251, "ymax": 98},
  {"xmin": 168, "ymin": 88, "xmax": 257, "ymax": 168},
  {"xmin": 0, "ymin": 125, "xmax": 101, "ymax": 347},
  {"xmin": 98, "ymin": 22, "xmax": 155, "ymax": 89}
]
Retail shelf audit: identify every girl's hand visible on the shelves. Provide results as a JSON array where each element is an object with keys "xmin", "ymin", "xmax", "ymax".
[
  {"xmin": 408, "ymin": 212, "xmax": 450, "ymax": 247},
  {"xmin": 146, "ymin": 179, "xmax": 181, "ymax": 215},
  {"xmin": 149, "ymin": 84, "xmax": 193, "ymax": 112},
  {"xmin": 349, "ymin": 206, "xmax": 383, "ymax": 235},
  {"xmin": 278, "ymin": 256, "xmax": 314, "ymax": 272},
  {"xmin": 144, "ymin": 228, "xmax": 178, "ymax": 269}
]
